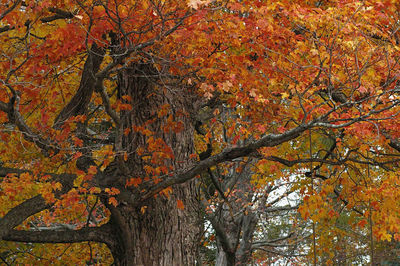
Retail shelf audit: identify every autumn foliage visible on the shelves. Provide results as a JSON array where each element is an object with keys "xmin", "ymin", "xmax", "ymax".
[{"xmin": 1, "ymin": 0, "xmax": 400, "ymax": 264}]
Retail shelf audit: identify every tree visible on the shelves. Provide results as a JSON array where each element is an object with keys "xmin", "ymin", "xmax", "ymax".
[{"xmin": 1, "ymin": 0, "xmax": 400, "ymax": 264}]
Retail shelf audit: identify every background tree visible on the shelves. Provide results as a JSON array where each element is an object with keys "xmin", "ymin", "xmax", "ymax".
[{"xmin": 1, "ymin": 0, "xmax": 400, "ymax": 265}]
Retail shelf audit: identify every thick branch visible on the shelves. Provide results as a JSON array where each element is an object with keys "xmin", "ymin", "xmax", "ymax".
[
  {"xmin": 3, "ymin": 223, "xmax": 114, "ymax": 246},
  {"xmin": 139, "ymin": 95, "xmax": 394, "ymax": 201},
  {"xmin": 41, "ymin": 8, "xmax": 75, "ymax": 23},
  {"xmin": 208, "ymin": 213, "xmax": 234, "ymax": 256},
  {"xmin": 383, "ymin": 131, "xmax": 400, "ymax": 153},
  {"xmin": 137, "ymin": 123, "xmax": 309, "ymax": 202},
  {"xmin": 389, "ymin": 139, "xmax": 400, "ymax": 153},
  {"xmin": 54, "ymin": 43, "xmax": 105, "ymax": 127},
  {"xmin": 114, "ymin": 95, "xmax": 400, "ymax": 206},
  {"xmin": 0, "ymin": 167, "xmax": 75, "ymax": 239},
  {"xmin": 98, "ymin": 82, "xmax": 120, "ymax": 126},
  {"xmin": 0, "ymin": 195, "xmax": 50, "ymax": 239},
  {"xmin": 0, "ymin": 44, "xmax": 104, "ymax": 239},
  {"xmin": 0, "ymin": 25, "xmax": 14, "ymax": 34},
  {"xmin": 237, "ymin": 213, "xmax": 257, "ymax": 264}
]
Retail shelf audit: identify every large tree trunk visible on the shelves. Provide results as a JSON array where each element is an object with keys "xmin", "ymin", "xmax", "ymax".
[
  {"xmin": 108, "ymin": 188, "xmax": 201, "ymax": 265},
  {"xmin": 103, "ymin": 63, "xmax": 201, "ymax": 265}
]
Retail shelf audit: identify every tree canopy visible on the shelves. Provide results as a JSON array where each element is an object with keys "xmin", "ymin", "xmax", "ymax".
[{"xmin": 1, "ymin": 0, "xmax": 400, "ymax": 264}]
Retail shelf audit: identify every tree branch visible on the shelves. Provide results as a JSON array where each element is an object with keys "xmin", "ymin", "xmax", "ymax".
[
  {"xmin": 0, "ymin": 25, "xmax": 14, "ymax": 34},
  {"xmin": 0, "ymin": 94, "xmax": 57, "ymax": 154},
  {"xmin": 41, "ymin": 8, "xmax": 75, "ymax": 23},
  {"xmin": 0, "ymin": 167, "xmax": 75, "ymax": 239},
  {"xmin": 0, "ymin": 195, "xmax": 50, "ymax": 240},
  {"xmin": 207, "ymin": 212, "xmax": 234, "ymax": 255},
  {"xmin": 3, "ymin": 223, "xmax": 114, "ymax": 246},
  {"xmin": 0, "ymin": 0, "xmax": 21, "ymax": 21},
  {"xmin": 137, "ymin": 123, "xmax": 309, "ymax": 202},
  {"xmin": 54, "ymin": 43, "xmax": 105, "ymax": 127}
]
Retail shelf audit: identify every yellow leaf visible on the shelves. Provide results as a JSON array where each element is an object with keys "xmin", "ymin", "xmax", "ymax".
[{"xmin": 281, "ymin": 92, "xmax": 289, "ymax": 99}]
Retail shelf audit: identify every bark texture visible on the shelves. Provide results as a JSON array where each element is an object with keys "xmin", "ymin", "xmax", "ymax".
[{"xmin": 103, "ymin": 63, "xmax": 201, "ymax": 265}]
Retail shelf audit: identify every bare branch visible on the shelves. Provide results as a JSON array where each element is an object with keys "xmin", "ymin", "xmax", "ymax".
[{"xmin": 264, "ymin": 205, "xmax": 299, "ymax": 213}]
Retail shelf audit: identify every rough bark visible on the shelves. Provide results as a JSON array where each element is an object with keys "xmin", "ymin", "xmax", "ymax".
[
  {"xmin": 107, "ymin": 188, "xmax": 201, "ymax": 265},
  {"xmin": 3, "ymin": 224, "xmax": 113, "ymax": 245},
  {"xmin": 102, "ymin": 62, "xmax": 202, "ymax": 265}
]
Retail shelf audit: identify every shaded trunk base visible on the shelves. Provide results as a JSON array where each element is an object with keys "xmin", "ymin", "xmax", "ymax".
[{"xmin": 108, "ymin": 182, "xmax": 201, "ymax": 266}]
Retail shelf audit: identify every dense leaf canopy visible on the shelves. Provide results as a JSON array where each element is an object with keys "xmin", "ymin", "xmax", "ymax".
[{"xmin": 1, "ymin": 0, "xmax": 400, "ymax": 264}]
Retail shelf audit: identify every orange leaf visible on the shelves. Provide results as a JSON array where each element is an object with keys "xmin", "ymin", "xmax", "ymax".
[
  {"xmin": 88, "ymin": 165, "xmax": 98, "ymax": 175},
  {"xmin": 126, "ymin": 177, "xmax": 142, "ymax": 187},
  {"xmin": 109, "ymin": 197, "xmax": 118, "ymax": 207},
  {"xmin": 105, "ymin": 187, "xmax": 120, "ymax": 195},
  {"xmin": 357, "ymin": 219, "xmax": 368, "ymax": 228},
  {"xmin": 160, "ymin": 186, "xmax": 172, "ymax": 198},
  {"xmin": 73, "ymin": 152, "xmax": 83, "ymax": 160},
  {"xmin": 89, "ymin": 187, "xmax": 101, "ymax": 194},
  {"xmin": 73, "ymin": 137, "xmax": 84, "ymax": 147},
  {"xmin": 177, "ymin": 199, "xmax": 185, "ymax": 210}
]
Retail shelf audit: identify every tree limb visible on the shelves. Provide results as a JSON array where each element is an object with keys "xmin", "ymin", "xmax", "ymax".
[
  {"xmin": 207, "ymin": 212, "xmax": 234, "ymax": 256},
  {"xmin": 0, "ymin": 0, "xmax": 21, "ymax": 21},
  {"xmin": 0, "ymin": 167, "xmax": 75, "ymax": 239},
  {"xmin": 136, "ymin": 91, "xmax": 397, "ymax": 202},
  {"xmin": 0, "ymin": 95, "xmax": 57, "ymax": 154},
  {"xmin": 41, "ymin": 8, "xmax": 75, "ymax": 23},
  {"xmin": 54, "ymin": 43, "xmax": 105, "ymax": 127},
  {"xmin": 0, "ymin": 195, "xmax": 50, "ymax": 240},
  {"xmin": 0, "ymin": 25, "xmax": 14, "ymax": 34},
  {"xmin": 137, "ymin": 123, "xmax": 310, "ymax": 202},
  {"xmin": 3, "ymin": 223, "xmax": 114, "ymax": 246}
]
